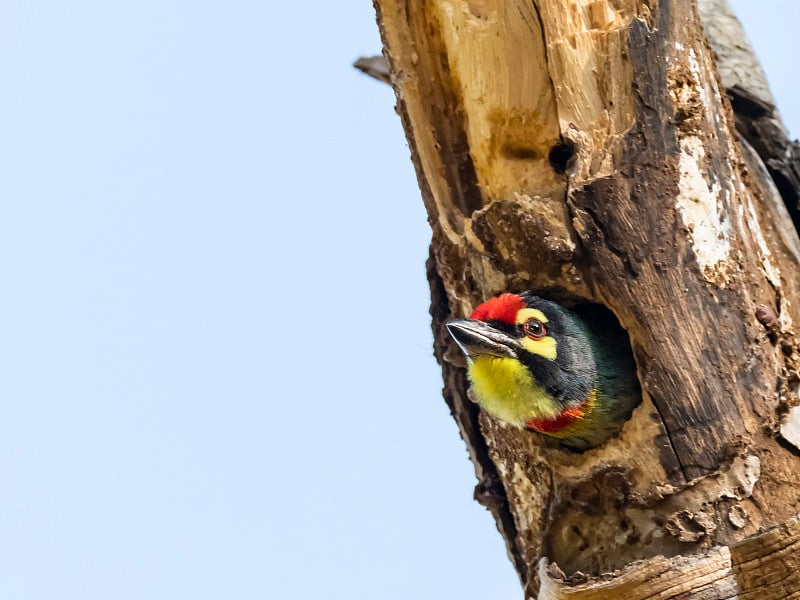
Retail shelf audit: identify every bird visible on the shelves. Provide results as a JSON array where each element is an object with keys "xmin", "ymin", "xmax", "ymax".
[{"xmin": 446, "ymin": 292, "xmax": 641, "ymax": 450}]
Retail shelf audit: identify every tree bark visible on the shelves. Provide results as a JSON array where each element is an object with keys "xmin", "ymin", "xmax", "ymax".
[{"xmin": 371, "ymin": 0, "xmax": 800, "ymax": 597}]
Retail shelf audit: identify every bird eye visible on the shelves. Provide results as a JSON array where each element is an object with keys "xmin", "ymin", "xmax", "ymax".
[{"xmin": 523, "ymin": 317, "xmax": 546, "ymax": 340}]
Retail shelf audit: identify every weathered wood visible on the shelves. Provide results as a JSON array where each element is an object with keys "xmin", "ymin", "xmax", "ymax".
[
  {"xmin": 698, "ymin": 0, "xmax": 800, "ymax": 232},
  {"xmin": 539, "ymin": 547, "xmax": 737, "ymax": 599},
  {"xmin": 373, "ymin": 0, "xmax": 800, "ymax": 596},
  {"xmin": 538, "ymin": 515, "xmax": 800, "ymax": 599},
  {"xmin": 731, "ymin": 513, "xmax": 800, "ymax": 599}
]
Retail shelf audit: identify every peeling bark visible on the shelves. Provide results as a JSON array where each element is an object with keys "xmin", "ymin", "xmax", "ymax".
[{"xmin": 371, "ymin": 0, "xmax": 800, "ymax": 596}]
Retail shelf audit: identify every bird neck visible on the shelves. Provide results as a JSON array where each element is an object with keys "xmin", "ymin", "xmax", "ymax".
[{"xmin": 525, "ymin": 389, "xmax": 597, "ymax": 435}]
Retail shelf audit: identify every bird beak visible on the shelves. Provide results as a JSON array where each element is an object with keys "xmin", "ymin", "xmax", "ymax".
[{"xmin": 446, "ymin": 319, "xmax": 520, "ymax": 360}]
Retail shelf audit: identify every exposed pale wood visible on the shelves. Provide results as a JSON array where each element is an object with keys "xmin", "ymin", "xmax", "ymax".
[
  {"xmin": 539, "ymin": 546, "xmax": 736, "ymax": 599},
  {"xmin": 373, "ymin": 0, "xmax": 800, "ymax": 596},
  {"xmin": 535, "ymin": 513, "xmax": 800, "ymax": 598}
]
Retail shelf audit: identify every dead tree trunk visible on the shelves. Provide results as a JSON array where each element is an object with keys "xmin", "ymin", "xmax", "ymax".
[{"xmin": 370, "ymin": 0, "xmax": 800, "ymax": 597}]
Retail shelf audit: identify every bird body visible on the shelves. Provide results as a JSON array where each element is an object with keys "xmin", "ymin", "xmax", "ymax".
[{"xmin": 446, "ymin": 293, "xmax": 640, "ymax": 450}]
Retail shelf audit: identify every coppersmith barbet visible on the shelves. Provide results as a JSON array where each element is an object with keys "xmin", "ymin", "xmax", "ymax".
[{"xmin": 446, "ymin": 293, "xmax": 641, "ymax": 450}]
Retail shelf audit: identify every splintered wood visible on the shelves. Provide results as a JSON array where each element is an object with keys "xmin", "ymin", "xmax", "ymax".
[{"xmin": 373, "ymin": 0, "xmax": 800, "ymax": 596}]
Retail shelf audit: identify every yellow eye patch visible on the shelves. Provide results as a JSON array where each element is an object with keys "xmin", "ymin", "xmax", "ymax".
[
  {"xmin": 521, "ymin": 336, "xmax": 557, "ymax": 360},
  {"xmin": 516, "ymin": 307, "xmax": 557, "ymax": 360}
]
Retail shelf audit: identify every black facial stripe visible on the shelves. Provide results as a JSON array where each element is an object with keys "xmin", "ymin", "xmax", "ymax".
[
  {"xmin": 517, "ymin": 350, "xmax": 585, "ymax": 402},
  {"xmin": 515, "ymin": 297, "xmax": 598, "ymax": 405}
]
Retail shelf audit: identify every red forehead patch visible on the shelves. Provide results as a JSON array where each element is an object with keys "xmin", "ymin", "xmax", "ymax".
[{"xmin": 469, "ymin": 293, "xmax": 526, "ymax": 324}]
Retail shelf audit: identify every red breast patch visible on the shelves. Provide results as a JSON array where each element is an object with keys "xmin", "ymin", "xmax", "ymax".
[
  {"xmin": 470, "ymin": 293, "xmax": 526, "ymax": 324},
  {"xmin": 525, "ymin": 399, "xmax": 589, "ymax": 433}
]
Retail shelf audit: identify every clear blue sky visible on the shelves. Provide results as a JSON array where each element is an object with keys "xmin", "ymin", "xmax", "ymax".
[{"xmin": 0, "ymin": 2, "xmax": 796, "ymax": 598}]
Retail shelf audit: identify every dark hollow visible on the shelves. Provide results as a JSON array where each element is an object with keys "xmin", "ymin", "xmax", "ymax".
[{"xmin": 549, "ymin": 139, "xmax": 576, "ymax": 174}]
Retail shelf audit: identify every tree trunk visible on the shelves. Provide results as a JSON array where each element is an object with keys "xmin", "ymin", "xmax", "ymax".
[{"xmin": 371, "ymin": 0, "xmax": 800, "ymax": 597}]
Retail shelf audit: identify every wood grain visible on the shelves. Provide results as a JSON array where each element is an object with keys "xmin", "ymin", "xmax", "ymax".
[{"xmin": 373, "ymin": 0, "xmax": 800, "ymax": 595}]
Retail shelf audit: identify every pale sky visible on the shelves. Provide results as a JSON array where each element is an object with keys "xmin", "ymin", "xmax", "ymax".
[{"xmin": 0, "ymin": 1, "xmax": 796, "ymax": 598}]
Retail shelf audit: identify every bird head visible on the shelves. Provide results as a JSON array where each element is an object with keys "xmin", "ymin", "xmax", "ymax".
[{"xmin": 446, "ymin": 293, "xmax": 597, "ymax": 431}]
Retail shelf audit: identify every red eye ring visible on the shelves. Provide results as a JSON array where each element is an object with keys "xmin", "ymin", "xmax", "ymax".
[{"xmin": 523, "ymin": 317, "xmax": 546, "ymax": 340}]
